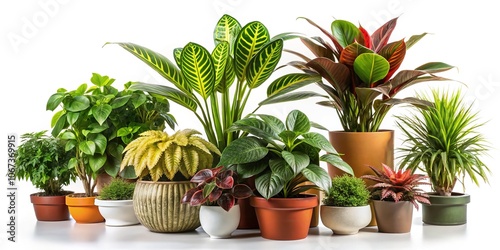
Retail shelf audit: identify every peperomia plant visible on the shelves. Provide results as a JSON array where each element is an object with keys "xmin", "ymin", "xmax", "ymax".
[
  {"xmin": 218, "ymin": 109, "xmax": 353, "ymax": 199},
  {"xmin": 46, "ymin": 73, "xmax": 175, "ymax": 197},
  {"xmin": 260, "ymin": 16, "xmax": 455, "ymax": 132},
  {"xmin": 106, "ymin": 14, "xmax": 291, "ymax": 153},
  {"xmin": 181, "ymin": 166, "xmax": 253, "ymax": 212}
]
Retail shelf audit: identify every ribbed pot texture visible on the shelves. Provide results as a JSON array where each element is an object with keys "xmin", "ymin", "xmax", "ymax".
[{"xmin": 133, "ymin": 180, "xmax": 200, "ymax": 233}]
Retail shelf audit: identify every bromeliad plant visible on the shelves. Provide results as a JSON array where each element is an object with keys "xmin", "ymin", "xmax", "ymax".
[
  {"xmin": 106, "ymin": 14, "xmax": 289, "ymax": 152},
  {"xmin": 361, "ymin": 164, "xmax": 430, "ymax": 210},
  {"xmin": 396, "ymin": 88, "xmax": 491, "ymax": 196},
  {"xmin": 218, "ymin": 109, "xmax": 353, "ymax": 199},
  {"xmin": 182, "ymin": 166, "xmax": 253, "ymax": 212},
  {"xmin": 260, "ymin": 16, "xmax": 455, "ymax": 132},
  {"xmin": 46, "ymin": 73, "xmax": 175, "ymax": 197}
]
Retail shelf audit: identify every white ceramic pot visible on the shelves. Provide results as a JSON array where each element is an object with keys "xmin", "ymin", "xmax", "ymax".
[
  {"xmin": 320, "ymin": 205, "xmax": 371, "ymax": 235},
  {"xmin": 199, "ymin": 204, "xmax": 240, "ymax": 239},
  {"xmin": 94, "ymin": 199, "xmax": 139, "ymax": 226}
]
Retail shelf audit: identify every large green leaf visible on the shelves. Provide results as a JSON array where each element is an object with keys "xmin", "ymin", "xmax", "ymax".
[
  {"xmin": 129, "ymin": 82, "xmax": 197, "ymax": 111},
  {"xmin": 218, "ymin": 137, "xmax": 268, "ymax": 166},
  {"xmin": 320, "ymin": 154, "xmax": 353, "ymax": 175},
  {"xmin": 339, "ymin": 43, "xmax": 373, "ymax": 66},
  {"xmin": 301, "ymin": 164, "xmax": 332, "ymax": 193},
  {"xmin": 46, "ymin": 93, "xmax": 65, "ymax": 111},
  {"xmin": 211, "ymin": 42, "xmax": 230, "ymax": 91},
  {"xmin": 282, "ymin": 151, "xmax": 310, "ymax": 175},
  {"xmin": 259, "ymin": 91, "xmax": 327, "ymax": 106},
  {"xmin": 331, "ymin": 19, "xmax": 360, "ymax": 48},
  {"xmin": 286, "ymin": 110, "xmax": 310, "ymax": 134},
  {"xmin": 227, "ymin": 118, "xmax": 280, "ymax": 142},
  {"xmin": 107, "ymin": 42, "xmax": 189, "ymax": 93},
  {"xmin": 266, "ymin": 73, "xmax": 321, "ymax": 97},
  {"xmin": 79, "ymin": 140, "xmax": 96, "ymax": 155},
  {"xmin": 246, "ymin": 39, "xmax": 283, "ymax": 89},
  {"xmin": 213, "ymin": 14, "xmax": 241, "ymax": 55},
  {"xmin": 269, "ymin": 158, "xmax": 294, "ymax": 182},
  {"xmin": 91, "ymin": 104, "xmax": 112, "ymax": 125},
  {"xmin": 301, "ymin": 132, "xmax": 336, "ymax": 153},
  {"xmin": 65, "ymin": 96, "xmax": 90, "ymax": 112},
  {"xmin": 181, "ymin": 42, "xmax": 216, "ymax": 100},
  {"xmin": 255, "ymin": 171, "xmax": 285, "ymax": 199},
  {"xmin": 89, "ymin": 154, "xmax": 106, "ymax": 172},
  {"xmin": 110, "ymin": 95, "xmax": 131, "ymax": 109},
  {"xmin": 254, "ymin": 114, "xmax": 285, "ymax": 135},
  {"xmin": 237, "ymin": 159, "xmax": 269, "ymax": 179},
  {"xmin": 89, "ymin": 133, "xmax": 107, "ymax": 155},
  {"xmin": 353, "ymin": 53, "xmax": 390, "ymax": 85},
  {"xmin": 234, "ymin": 21, "xmax": 270, "ymax": 82}
]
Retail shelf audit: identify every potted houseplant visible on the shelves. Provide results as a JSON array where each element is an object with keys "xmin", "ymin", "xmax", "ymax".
[
  {"xmin": 46, "ymin": 72, "xmax": 175, "ymax": 223},
  {"xmin": 361, "ymin": 164, "xmax": 430, "ymax": 233},
  {"xmin": 120, "ymin": 129, "xmax": 221, "ymax": 233},
  {"xmin": 258, "ymin": 16, "xmax": 455, "ymax": 187},
  {"xmin": 106, "ymin": 14, "xmax": 290, "ymax": 229},
  {"xmin": 218, "ymin": 109, "xmax": 353, "ymax": 240},
  {"xmin": 396, "ymin": 88, "xmax": 491, "ymax": 225},
  {"xmin": 320, "ymin": 175, "xmax": 371, "ymax": 235},
  {"xmin": 94, "ymin": 178, "xmax": 139, "ymax": 226},
  {"xmin": 181, "ymin": 166, "xmax": 253, "ymax": 238},
  {"xmin": 13, "ymin": 130, "xmax": 76, "ymax": 221}
]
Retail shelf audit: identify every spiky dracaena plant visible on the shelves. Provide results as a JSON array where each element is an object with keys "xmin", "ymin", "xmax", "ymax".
[
  {"xmin": 120, "ymin": 129, "xmax": 221, "ymax": 182},
  {"xmin": 396, "ymin": 89, "xmax": 490, "ymax": 196},
  {"xmin": 361, "ymin": 164, "xmax": 430, "ymax": 210}
]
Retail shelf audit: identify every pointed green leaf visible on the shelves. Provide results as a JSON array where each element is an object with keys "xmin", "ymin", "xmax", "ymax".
[
  {"xmin": 75, "ymin": 83, "xmax": 88, "ymax": 95},
  {"xmin": 406, "ymin": 33, "xmax": 428, "ymax": 50},
  {"xmin": 218, "ymin": 137, "xmax": 268, "ymax": 166},
  {"xmin": 65, "ymin": 96, "xmax": 90, "ymax": 112},
  {"xmin": 353, "ymin": 53, "xmax": 389, "ymax": 84},
  {"xmin": 259, "ymin": 91, "xmax": 327, "ymax": 106},
  {"xmin": 90, "ymin": 133, "xmax": 107, "ymax": 155},
  {"xmin": 91, "ymin": 73, "xmax": 114, "ymax": 87},
  {"xmin": 301, "ymin": 164, "xmax": 332, "ymax": 192},
  {"xmin": 173, "ymin": 48, "xmax": 183, "ymax": 67},
  {"xmin": 66, "ymin": 112, "xmax": 79, "ymax": 126},
  {"xmin": 89, "ymin": 154, "xmax": 106, "ymax": 172},
  {"xmin": 110, "ymin": 95, "xmax": 131, "ymax": 109},
  {"xmin": 236, "ymin": 159, "xmax": 268, "ymax": 179},
  {"xmin": 282, "ymin": 151, "xmax": 310, "ymax": 175},
  {"xmin": 129, "ymin": 82, "xmax": 197, "ymax": 111},
  {"xmin": 255, "ymin": 170, "xmax": 285, "ymax": 199},
  {"xmin": 415, "ymin": 62, "xmax": 455, "ymax": 73},
  {"xmin": 211, "ymin": 42, "xmax": 230, "ymax": 90},
  {"xmin": 286, "ymin": 110, "xmax": 310, "ymax": 134},
  {"xmin": 46, "ymin": 93, "xmax": 65, "ymax": 111},
  {"xmin": 234, "ymin": 21, "xmax": 270, "ymax": 81},
  {"xmin": 267, "ymin": 73, "xmax": 321, "ymax": 97},
  {"xmin": 320, "ymin": 154, "xmax": 353, "ymax": 175},
  {"xmin": 254, "ymin": 114, "xmax": 285, "ymax": 134},
  {"xmin": 227, "ymin": 117, "xmax": 280, "ymax": 142},
  {"xmin": 131, "ymin": 93, "xmax": 147, "ymax": 108},
  {"xmin": 269, "ymin": 158, "xmax": 294, "ymax": 182},
  {"xmin": 302, "ymin": 132, "xmax": 336, "ymax": 153},
  {"xmin": 214, "ymin": 14, "xmax": 241, "ymax": 55},
  {"xmin": 92, "ymin": 104, "xmax": 112, "ymax": 125},
  {"xmin": 331, "ymin": 19, "xmax": 360, "ymax": 48},
  {"xmin": 181, "ymin": 42, "xmax": 216, "ymax": 100},
  {"xmin": 51, "ymin": 112, "xmax": 67, "ymax": 137},
  {"xmin": 79, "ymin": 140, "xmax": 96, "ymax": 155},
  {"xmin": 246, "ymin": 39, "xmax": 283, "ymax": 89},
  {"xmin": 60, "ymin": 131, "xmax": 76, "ymax": 140}
]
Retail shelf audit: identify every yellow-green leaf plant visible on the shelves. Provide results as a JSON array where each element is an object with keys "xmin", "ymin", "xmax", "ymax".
[
  {"xmin": 106, "ymin": 14, "xmax": 299, "ymax": 153},
  {"xmin": 120, "ymin": 129, "xmax": 221, "ymax": 182}
]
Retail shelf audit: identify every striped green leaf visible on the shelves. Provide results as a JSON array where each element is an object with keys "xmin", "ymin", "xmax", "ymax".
[
  {"xmin": 246, "ymin": 39, "xmax": 283, "ymax": 89},
  {"xmin": 173, "ymin": 48, "xmax": 183, "ymax": 67},
  {"xmin": 211, "ymin": 42, "xmax": 230, "ymax": 90},
  {"xmin": 267, "ymin": 73, "xmax": 321, "ymax": 97},
  {"xmin": 214, "ymin": 14, "xmax": 241, "ymax": 55},
  {"xmin": 181, "ymin": 42, "xmax": 216, "ymax": 100},
  {"xmin": 129, "ymin": 82, "xmax": 197, "ymax": 111},
  {"xmin": 234, "ymin": 21, "xmax": 270, "ymax": 82},
  {"xmin": 217, "ymin": 56, "xmax": 235, "ymax": 93},
  {"xmin": 107, "ymin": 42, "xmax": 189, "ymax": 93}
]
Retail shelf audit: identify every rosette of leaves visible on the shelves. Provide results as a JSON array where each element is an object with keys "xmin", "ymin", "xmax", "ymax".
[
  {"xmin": 218, "ymin": 109, "xmax": 353, "ymax": 199},
  {"xmin": 260, "ymin": 16, "xmax": 455, "ymax": 132},
  {"xmin": 106, "ymin": 14, "xmax": 295, "ymax": 153},
  {"xmin": 181, "ymin": 166, "xmax": 253, "ymax": 211},
  {"xmin": 120, "ymin": 129, "xmax": 221, "ymax": 182},
  {"xmin": 46, "ymin": 73, "xmax": 176, "ymax": 197}
]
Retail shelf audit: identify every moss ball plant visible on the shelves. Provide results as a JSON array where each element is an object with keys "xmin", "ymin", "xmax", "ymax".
[
  {"xmin": 322, "ymin": 175, "xmax": 370, "ymax": 207},
  {"xmin": 98, "ymin": 178, "xmax": 136, "ymax": 200}
]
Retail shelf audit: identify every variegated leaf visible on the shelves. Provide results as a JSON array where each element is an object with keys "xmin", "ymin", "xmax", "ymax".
[
  {"xmin": 181, "ymin": 42, "xmax": 216, "ymax": 100},
  {"xmin": 234, "ymin": 21, "xmax": 270, "ymax": 82},
  {"xmin": 214, "ymin": 14, "xmax": 241, "ymax": 55},
  {"xmin": 246, "ymin": 39, "xmax": 283, "ymax": 89},
  {"xmin": 211, "ymin": 42, "xmax": 230, "ymax": 90}
]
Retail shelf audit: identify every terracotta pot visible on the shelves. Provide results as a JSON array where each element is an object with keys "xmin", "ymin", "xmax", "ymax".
[
  {"xmin": 94, "ymin": 199, "xmax": 139, "ymax": 226},
  {"xmin": 320, "ymin": 205, "xmax": 371, "ymax": 235},
  {"xmin": 237, "ymin": 197, "xmax": 259, "ymax": 229},
  {"xmin": 200, "ymin": 205, "xmax": 240, "ymax": 238},
  {"xmin": 30, "ymin": 191, "xmax": 73, "ymax": 221},
  {"xmin": 372, "ymin": 200, "xmax": 413, "ymax": 233},
  {"xmin": 328, "ymin": 130, "xmax": 394, "ymax": 226},
  {"xmin": 421, "ymin": 192, "xmax": 470, "ymax": 225},
  {"xmin": 133, "ymin": 180, "xmax": 200, "ymax": 233},
  {"xmin": 250, "ymin": 195, "xmax": 318, "ymax": 240},
  {"xmin": 66, "ymin": 194, "xmax": 105, "ymax": 223}
]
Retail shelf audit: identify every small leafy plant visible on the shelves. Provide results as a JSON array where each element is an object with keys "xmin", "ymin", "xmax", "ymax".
[
  {"xmin": 361, "ymin": 164, "xmax": 430, "ymax": 210},
  {"xmin": 218, "ymin": 109, "xmax": 353, "ymax": 199},
  {"xmin": 98, "ymin": 178, "xmax": 135, "ymax": 200},
  {"xmin": 14, "ymin": 131, "xmax": 76, "ymax": 196},
  {"xmin": 120, "ymin": 129, "xmax": 221, "ymax": 182},
  {"xmin": 322, "ymin": 175, "xmax": 370, "ymax": 207},
  {"xmin": 181, "ymin": 166, "xmax": 253, "ymax": 211}
]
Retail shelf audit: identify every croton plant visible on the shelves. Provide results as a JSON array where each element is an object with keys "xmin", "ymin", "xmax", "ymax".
[{"xmin": 182, "ymin": 166, "xmax": 253, "ymax": 212}]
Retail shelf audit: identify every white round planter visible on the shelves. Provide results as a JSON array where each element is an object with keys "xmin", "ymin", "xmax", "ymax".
[
  {"xmin": 94, "ymin": 199, "xmax": 140, "ymax": 226},
  {"xmin": 199, "ymin": 204, "xmax": 240, "ymax": 239},
  {"xmin": 320, "ymin": 205, "xmax": 371, "ymax": 235}
]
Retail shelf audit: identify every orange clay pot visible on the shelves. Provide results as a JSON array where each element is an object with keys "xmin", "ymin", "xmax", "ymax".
[
  {"xmin": 250, "ymin": 194, "xmax": 318, "ymax": 240},
  {"xmin": 66, "ymin": 194, "xmax": 105, "ymax": 223},
  {"xmin": 30, "ymin": 191, "xmax": 73, "ymax": 221}
]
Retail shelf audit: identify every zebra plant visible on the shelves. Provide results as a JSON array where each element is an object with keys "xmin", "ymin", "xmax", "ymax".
[{"xmin": 107, "ymin": 14, "xmax": 299, "ymax": 153}]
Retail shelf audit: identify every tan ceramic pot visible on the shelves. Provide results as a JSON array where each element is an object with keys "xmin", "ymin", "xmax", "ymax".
[
  {"xmin": 372, "ymin": 200, "xmax": 413, "ymax": 233},
  {"xmin": 133, "ymin": 180, "xmax": 200, "ymax": 233},
  {"xmin": 328, "ymin": 130, "xmax": 394, "ymax": 226}
]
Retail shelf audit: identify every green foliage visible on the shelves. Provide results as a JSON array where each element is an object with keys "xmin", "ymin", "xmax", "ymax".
[
  {"xmin": 14, "ymin": 131, "xmax": 76, "ymax": 196},
  {"xmin": 106, "ymin": 14, "xmax": 295, "ymax": 153},
  {"xmin": 46, "ymin": 73, "xmax": 176, "ymax": 197},
  {"xmin": 218, "ymin": 110, "xmax": 353, "ymax": 199},
  {"xmin": 98, "ymin": 178, "xmax": 135, "ymax": 200},
  {"xmin": 396, "ymin": 88, "xmax": 491, "ymax": 196},
  {"xmin": 120, "ymin": 129, "xmax": 221, "ymax": 182},
  {"xmin": 322, "ymin": 175, "xmax": 370, "ymax": 207},
  {"xmin": 260, "ymin": 16, "xmax": 454, "ymax": 132}
]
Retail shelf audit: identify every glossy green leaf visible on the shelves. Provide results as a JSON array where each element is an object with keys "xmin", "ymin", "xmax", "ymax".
[
  {"xmin": 320, "ymin": 154, "xmax": 354, "ymax": 175},
  {"xmin": 110, "ymin": 95, "xmax": 131, "ymax": 109},
  {"xmin": 254, "ymin": 114, "xmax": 285, "ymax": 134},
  {"xmin": 301, "ymin": 164, "xmax": 332, "ymax": 193},
  {"xmin": 269, "ymin": 158, "xmax": 294, "ymax": 182},
  {"xmin": 51, "ymin": 112, "xmax": 66, "ymax": 137},
  {"xmin": 173, "ymin": 48, "xmax": 183, "ymax": 67},
  {"xmin": 286, "ymin": 110, "xmax": 310, "ymax": 134},
  {"xmin": 237, "ymin": 159, "xmax": 268, "ymax": 179},
  {"xmin": 282, "ymin": 151, "xmax": 310, "ymax": 175},
  {"xmin": 218, "ymin": 137, "xmax": 268, "ymax": 166},
  {"xmin": 67, "ymin": 111, "xmax": 80, "ymax": 125},
  {"xmin": 46, "ymin": 93, "xmax": 65, "ymax": 111},
  {"xmin": 60, "ymin": 131, "xmax": 76, "ymax": 140},
  {"xmin": 79, "ymin": 140, "xmax": 96, "ymax": 155},
  {"xmin": 339, "ymin": 43, "xmax": 373, "ymax": 66},
  {"xmin": 405, "ymin": 33, "xmax": 428, "ymax": 50},
  {"xmin": 259, "ymin": 91, "xmax": 327, "ymax": 106},
  {"xmin": 353, "ymin": 53, "xmax": 390, "ymax": 84},
  {"xmin": 129, "ymin": 82, "xmax": 197, "ymax": 111},
  {"xmin": 131, "ymin": 93, "xmax": 147, "ymax": 108},
  {"xmin": 227, "ymin": 117, "xmax": 280, "ymax": 142},
  {"xmin": 211, "ymin": 42, "xmax": 230, "ymax": 90},
  {"xmin": 65, "ymin": 96, "xmax": 90, "ymax": 112},
  {"xmin": 246, "ymin": 39, "xmax": 283, "ymax": 89},
  {"xmin": 181, "ymin": 42, "xmax": 216, "ymax": 100},
  {"xmin": 255, "ymin": 171, "xmax": 285, "ymax": 199},
  {"xmin": 91, "ymin": 104, "xmax": 112, "ymax": 125},
  {"xmin": 234, "ymin": 21, "xmax": 270, "ymax": 81},
  {"xmin": 214, "ymin": 14, "xmax": 241, "ymax": 55},
  {"xmin": 331, "ymin": 19, "xmax": 360, "ymax": 48},
  {"xmin": 90, "ymin": 133, "xmax": 107, "ymax": 155},
  {"xmin": 89, "ymin": 154, "xmax": 106, "ymax": 172},
  {"xmin": 302, "ymin": 132, "xmax": 336, "ymax": 153},
  {"xmin": 266, "ymin": 73, "xmax": 321, "ymax": 97}
]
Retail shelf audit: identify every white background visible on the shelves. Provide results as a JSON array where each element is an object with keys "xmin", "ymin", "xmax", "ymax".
[{"xmin": 1, "ymin": 0, "xmax": 499, "ymax": 249}]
